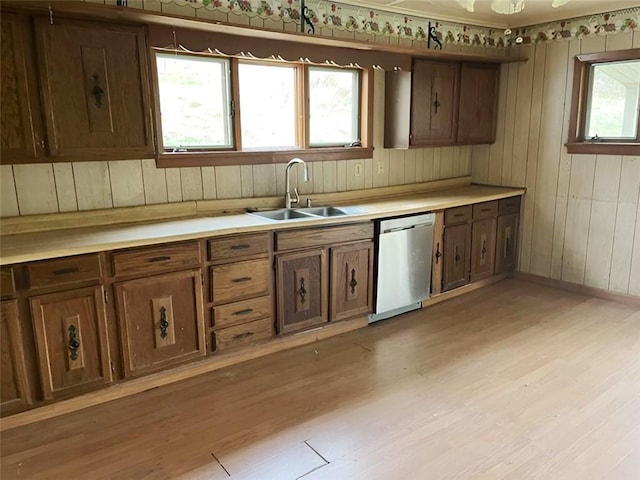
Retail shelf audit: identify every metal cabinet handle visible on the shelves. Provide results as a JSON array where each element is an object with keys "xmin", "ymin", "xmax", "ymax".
[
  {"xmin": 91, "ymin": 72, "xmax": 105, "ymax": 108},
  {"xmin": 481, "ymin": 239, "xmax": 487, "ymax": 262},
  {"xmin": 68, "ymin": 325, "xmax": 80, "ymax": 360},
  {"xmin": 233, "ymin": 331, "xmax": 254, "ymax": 340},
  {"xmin": 230, "ymin": 244, "xmax": 251, "ymax": 250},
  {"xmin": 159, "ymin": 306, "xmax": 169, "ymax": 339},
  {"xmin": 297, "ymin": 277, "xmax": 307, "ymax": 304},
  {"xmin": 350, "ymin": 269, "xmax": 358, "ymax": 294},
  {"xmin": 233, "ymin": 308, "xmax": 254, "ymax": 316},
  {"xmin": 434, "ymin": 91, "xmax": 441, "ymax": 114},
  {"xmin": 505, "ymin": 236, "xmax": 511, "ymax": 257},
  {"xmin": 53, "ymin": 267, "xmax": 80, "ymax": 276},
  {"xmin": 232, "ymin": 276, "xmax": 252, "ymax": 283},
  {"xmin": 435, "ymin": 242, "xmax": 442, "ymax": 264},
  {"xmin": 148, "ymin": 256, "xmax": 171, "ymax": 263},
  {"xmin": 455, "ymin": 246, "xmax": 460, "ymax": 263}
]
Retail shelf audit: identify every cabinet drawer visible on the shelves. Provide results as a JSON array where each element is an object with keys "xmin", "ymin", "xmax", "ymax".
[
  {"xmin": 212, "ymin": 295, "xmax": 272, "ymax": 329},
  {"xmin": 208, "ymin": 233, "xmax": 270, "ymax": 262},
  {"xmin": 1, "ymin": 267, "xmax": 16, "ymax": 298},
  {"xmin": 472, "ymin": 201, "xmax": 498, "ymax": 220},
  {"xmin": 445, "ymin": 206, "xmax": 472, "ymax": 226},
  {"xmin": 499, "ymin": 196, "xmax": 522, "ymax": 215},
  {"xmin": 213, "ymin": 317, "xmax": 273, "ymax": 351},
  {"xmin": 210, "ymin": 259, "xmax": 270, "ymax": 304},
  {"xmin": 27, "ymin": 254, "xmax": 102, "ymax": 289},
  {"xmin": 112, "ymin": 242, "xmax": 200, "ymax": 277},
  {"xmin": 275, "ymin": 223, "xmax": 373, "ymax": 251}
]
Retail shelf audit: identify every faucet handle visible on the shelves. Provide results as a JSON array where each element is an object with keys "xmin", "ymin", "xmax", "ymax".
[{"xmin": 291, "ymin": 187, "xmax": 300, "ymax": 206}]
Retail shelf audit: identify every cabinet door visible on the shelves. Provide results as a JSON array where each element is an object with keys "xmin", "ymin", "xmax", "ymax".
[
  {"xmin": 496, "ymin": 214, "xmax": 519, "ymax": 273},
  {"xmin": 30, "ymin": 286, "xmax": 111, "ymax": 400},
  {"xmin": 1, "ymin": 14, "xmax": 43, "ymax": 162},
  {"xmin": 443, "ymin": 224, "xmax": 471, "ymax": 291},
  {"xmin": 330, "ymin": 242, "xmax": 373, "ymax": 322},
  {"xmin": 471, "ymin": 218, "xmax": 497, "ymax": 282},
  {"xmin": 276, "ymin": 249, "xmax": 327, "ymax": 334},
  {"xmin": 410, "ymin": 60, "xmax": 459, "ymax": 145},
  {"xmin": 34, "ymin": 18, "xmax": 153, "ymax": 160},
  {"xmin": 115, "ymin": 270, "xmax": 205, "ymax": 377},
  {"xmin": 457, "ymin": 63, "xmax": 499, "ymax": 144},
  {"xmin": 1, "ymin": 300, "xmax": 31, "ymax": 414}
]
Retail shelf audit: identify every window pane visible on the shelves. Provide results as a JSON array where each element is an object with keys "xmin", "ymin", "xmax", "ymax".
[
  {"xmin": 585, "ymin": 60, "xmax": 640, "ymax": 139},
  {"xmin": 156, "ymin": 54, "xmax": 232, "ymax": 149},
  {"xmin": 238, "ymin": 63, "xmax": 297, "ymax": 149},
  {"xmin": 309, "ymin": 67, "xmax": 359, "ymax": 146}
]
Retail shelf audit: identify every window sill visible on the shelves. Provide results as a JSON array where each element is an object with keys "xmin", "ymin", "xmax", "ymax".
[
  {"xmin": 566, "ymin": 142, "xmax": 640, "ymax": 155},
  {"xmin": 156, "ymin": 147, "xmax": 375, "ymax": 168}
]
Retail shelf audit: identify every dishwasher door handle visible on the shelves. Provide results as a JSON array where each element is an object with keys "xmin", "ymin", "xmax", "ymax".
[{"xmin": 383, "ymin": 222, "xmax": 433, "ymax": 234}]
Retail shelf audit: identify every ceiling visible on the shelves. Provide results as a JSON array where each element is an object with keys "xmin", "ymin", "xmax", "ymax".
[{"xmin": 337, "ymin": 0, "xmax": 640, "ymax": 28}]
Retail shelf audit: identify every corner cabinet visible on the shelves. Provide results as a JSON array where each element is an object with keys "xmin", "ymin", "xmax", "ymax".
[{"xmin": 385, "ymin": 60, "xmax": 499, "ymax": 148}]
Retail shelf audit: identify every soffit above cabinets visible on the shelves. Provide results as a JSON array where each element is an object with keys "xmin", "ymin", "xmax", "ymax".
[{"xmin": 339, "ymin": 0, "xmax": 640, "ymax": 28}]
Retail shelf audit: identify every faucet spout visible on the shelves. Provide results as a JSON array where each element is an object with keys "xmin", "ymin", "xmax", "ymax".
[{"xmin": 285, "ymin": 158, "xmax": 309, "ymax": 209}]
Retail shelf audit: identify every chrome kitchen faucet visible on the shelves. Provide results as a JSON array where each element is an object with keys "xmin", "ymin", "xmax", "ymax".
[{"xmin": 284, "ymin": 158, "xmax": 309, "ymax": 209}]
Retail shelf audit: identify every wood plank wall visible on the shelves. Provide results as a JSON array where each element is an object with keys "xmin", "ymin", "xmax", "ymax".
[{"xmin": 472, "ymin": 31, "xmax": 640, "ymax": 297}]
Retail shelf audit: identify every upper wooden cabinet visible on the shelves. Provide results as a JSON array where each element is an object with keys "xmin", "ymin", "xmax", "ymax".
[
  {"xmin": 34, "ymin": 17, "xmax": 154, "ymax": 160},
  {"xmin": 410, "ymin": 60, "xmax": 459, "ymax": 146},
  {"xmin": 385, "ymin": 60, "xmax": 499, "ymax": 148},
  {"xmin": 0, "ymin": 13, "xmax": 44, "ymax": 162},
  {"xmin": 457, "ymin": 63, "xmax": 500, "ymax": 144}
]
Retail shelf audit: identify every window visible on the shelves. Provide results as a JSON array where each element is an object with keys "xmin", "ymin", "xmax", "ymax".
[
  {"xmin": 567, "ymin": 49, "xmax": 640, "ymax": 155},
  {"xmin": 152, "ymin": 52, "xmax": 371, "ymax": 166}
]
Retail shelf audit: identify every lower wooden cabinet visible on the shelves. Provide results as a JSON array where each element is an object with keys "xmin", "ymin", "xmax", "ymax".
[
  {"xmin": 276, "ymin": 248, "xmax": 328, "ymax": 334},
  {"xmin": 330, "ymin": 242, "xmax": 373, "ymax": 322},
  {"xmin": 1, "ymin": 300, "xmax": 31, "ymax": 413},
  {"xmin": 496, "ymin": 213, "xmax": 519, "ymax": 273},
  {"xmin": 30, "ymin": 286, "xmax": 111, "ymax": 400},
  {"xmin": 115, "ymin": 269, "xmax": 205, "ymax": 377},
  {"xmin": 443, "ymin": 223, "xmax": 471, "ymax": 291},
  {"xmin": 470, "ymin": 218, "xmax": 497, "ymax": 281}
]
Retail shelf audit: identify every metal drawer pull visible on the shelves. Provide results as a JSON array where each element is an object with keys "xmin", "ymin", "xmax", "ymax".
[
  {"xmin": 148, "ymin": 256, "xmax": 171, "ymax": 263},
  {"xmin": 159, "ymin": 306, "xmax": 169, "ymax": 339},
  {"xmin": 350, "ymin": 269, "xmax": 358, "ymax": 294},
  {"xmin": 232, "ymin": 276, "xmax": 252, "ymax": 283},
  {"xmin": 230, "ymin": 244, "xmax": 251, "ymax": 250},
  {"xmin": 481, "ymin": 208, "xmax": 491, "ymax": 212},
  {"xmin": 454, "ymin": 213, "xmax": 465, "ymax": 217},
  {"xmin": 68, "ymin": 325, "xmax": 80, "ymax": 360},
  {"xmin": 233, "ymin": 331, "xmax": 254, "ymax": 340},
  {"xmin": 53, "ymin": 267, "xmax": 80, "ymax": 275},
  {"xmin": 233, "ymin": 308, "xmax": 254, "ymax": 316}
]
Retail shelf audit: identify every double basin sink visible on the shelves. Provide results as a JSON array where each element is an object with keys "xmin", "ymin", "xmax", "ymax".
[{"xmin": 247, "ymin": 206, "xmax": 352, "ymax": 221}]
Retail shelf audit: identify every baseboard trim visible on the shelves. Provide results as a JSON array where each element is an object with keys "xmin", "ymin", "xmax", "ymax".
[
  {"xmin": 0, "ymin": 315, "xmax": 367, "ymax": 433},
  {"xmin": 515, "ymin": 272, "xmax": 640, "ymax": 308},
  {"xmin": 421, "ymin": 273, "xmax": 509, "ymax": 308}
]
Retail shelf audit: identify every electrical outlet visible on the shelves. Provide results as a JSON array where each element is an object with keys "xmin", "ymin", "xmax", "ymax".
[
  {"xmin": 354, "ymin": 163, "xmax": 362, "ymax": 177},
  {"xmin": 377, "ymin": 161, "xmax": 384, "ymax": 174}
]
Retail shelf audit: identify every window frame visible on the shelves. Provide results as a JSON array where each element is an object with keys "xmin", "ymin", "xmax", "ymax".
[
  {"xmin": 150, "ymin": 50, "xmax": 373, "ymax": 167},
  {"xmin": 567, "ymin": 48, "xmax": 640, "ymax": 155}
]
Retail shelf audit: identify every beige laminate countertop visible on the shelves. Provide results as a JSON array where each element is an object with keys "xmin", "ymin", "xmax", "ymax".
[{"xmin": 0, "ymin": 184, "xmax": 525, "ymax": 265}]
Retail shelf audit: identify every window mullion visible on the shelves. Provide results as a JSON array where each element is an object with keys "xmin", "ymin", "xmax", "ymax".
[
  {"xmin": 230, "ymin": 57, "xmax": 242, "ymax": 151},
  {"xmin": 298, "ymin": 64, "xmax": 309, "ymax": 149}
]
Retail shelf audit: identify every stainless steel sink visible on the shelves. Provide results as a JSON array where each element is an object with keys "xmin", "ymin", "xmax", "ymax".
[
  {"xmin": 247, "ymin": 208, "xmax": 314, "ymax": 221},
  {"xmin": 296, "ymin": 206, "xmax": 349, "ymax": 217}
]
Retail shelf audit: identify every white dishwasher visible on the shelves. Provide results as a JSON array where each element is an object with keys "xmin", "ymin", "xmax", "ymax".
[{"xmin": 369, "ymin": 213, "xmax": 435, "ymax": 323}]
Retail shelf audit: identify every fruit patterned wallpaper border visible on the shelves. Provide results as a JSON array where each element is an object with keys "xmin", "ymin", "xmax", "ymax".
[{"xmin": 158, "ymin": 0, "xmax": 638, "ymax": 47}]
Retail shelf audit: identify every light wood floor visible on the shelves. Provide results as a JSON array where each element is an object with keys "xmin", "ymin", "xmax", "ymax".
[{"xmin": 2, "ymin": 279, "xmax": 640, "ymax": 480}]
